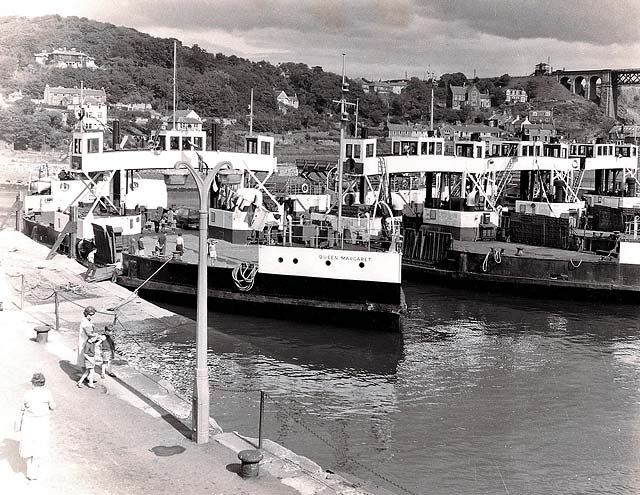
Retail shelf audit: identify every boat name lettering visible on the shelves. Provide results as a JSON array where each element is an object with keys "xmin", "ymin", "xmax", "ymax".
[{"xmin": 318, "ymin": 254, "xmax": 372, "ymax": 262}]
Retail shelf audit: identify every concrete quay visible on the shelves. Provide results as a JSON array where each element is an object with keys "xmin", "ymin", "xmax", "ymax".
[{"xmin": 0, "ymin": 228, "xmax": 395, "ymax": 495}]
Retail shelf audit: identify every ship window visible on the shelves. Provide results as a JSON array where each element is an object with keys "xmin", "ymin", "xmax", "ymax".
[
  {"xmin": 428, "ymin": 142, "xmax": 435, "ymax": 155},
  {"xmin": 170, "ymin": 136, "xmax": 179, "ymax": 150},
  {"xmin": 246, "ymin": 139, "xmax": 258, "ymax": 154},
  {"xmin": 346, "ymin": 144, "xmax": 352, "ymax": 157},
  {"xmin": 393, "ymin": 142, "xmax": 400, "ymax": 155},
  {"xmin": 366, "ymin": 143, "xmax": 374, "ymax": 157},
  {"xmin": 354, "ymin": 145, "xmax": 361, "ymax": 158},
  {"xmin": 359, "ymin": 262, "xmax": 365, "ymax": 268},
  {"xmin": 73, "ymin": 138, "xmax": 82, "ymax": 154},
  {"xmin": 87, "ymin": 138, "xmax": 99, "ymax": 154},
  {"xmin": 192, "ymin": 137, "xmax": 203, "ymax": 150},
  {"xmin": 325, "ymin": 260, "xmax": 331, "ymax": 266},
  {"xmin": 278, "ymin": 257, "xmax": 283, "ymax": 263},
  {"xmin": 261, "ymin": 141, "xmax": 271, "ymax": 155},
  {"xmin": 182, "ymin": 137, "xmax": 191, "ymax": 150},
  {"xmin": 561, "ymin": 149, "xmax": 567, "ymax": 158},
  {"xmin": 421, "ymin": 142, "xmax": 428, "ymax": 155},
  {"xmin": 476, "ymin": 146, "xmax": 482, "ymax": 157},
  {"xmin": 293, "ymin": 258, "xmax": 298, "ymax": 264},
  {"xmin": 436, "ymin": 142, "xmax": 443, "ymax": 155}
]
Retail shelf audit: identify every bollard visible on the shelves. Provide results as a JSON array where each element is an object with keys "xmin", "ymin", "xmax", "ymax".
[
  {"xmin": 238, "ymin": 449, "xmax": 263, "ymax": 478},
  {"xmin": 34, "ymin": 325, "xmax": 51, "ymax": 344}
]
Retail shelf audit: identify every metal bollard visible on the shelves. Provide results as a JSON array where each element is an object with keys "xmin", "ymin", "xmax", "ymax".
[
  {"xmin": 34, "ymin": 325, "xmax": 51, "ymax": 344},
  {"xmin": 237, "ymin": 449, "xmax": 263, "ymax": 478}
]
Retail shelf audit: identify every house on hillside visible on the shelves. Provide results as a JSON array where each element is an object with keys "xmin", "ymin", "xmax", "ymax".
[
  {"xmin": 43, "ymin": 85, "xmax": 106, "ymax": 107},
  {"xmin": 534, "ymin": 62, "xmax": 552, "ymax": 76},
  {"xmin": 486, "ymin": 110, "xmax": 513, "ymax": 129},
  {"xmin": 528, "ymin": 109, "xmax": 553, "ymax": 124},
  {"xmin": 361, "ymin": 78, "xmax": 408, "ymax": 96},
  {"xmin": 35, "ymin": 48, "xmax": 97, "ymax": 69},
  {"xmin": 439, "ymin": 123, "xmax": 503, "ymax": 140},
  {"xmin": 68, "ymin": 96, "xmax": 108, "ymax": 130},
  {"xmin": 387, "ymin": 123, "xmax": 432, "ymax": 139},
  {"xmin": 113, "ymin": 102, "xmax": 152, "ymax": 112},
  {"xmin": 276, "ymin": 91, "xmax": 299, "ymax": 113},
  {"xmin": 162, "ymin": 110, "xmax": 203, "ymax": 131},
  {"xmin": 608, "ymin": 124, "xmax": 640, "ymax": 144},
  {"xmin": 505, "ymin": 88, "xmax": 528, "ymax": 104},
  {"xmin": 448, "ymin": 84, "xmax": 491, "ymax": 110}
]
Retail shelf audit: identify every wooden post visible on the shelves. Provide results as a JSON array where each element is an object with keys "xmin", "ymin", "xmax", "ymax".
[{"xmin": 54, "ymin": 291, "xmax": 60, "ymax": 331}]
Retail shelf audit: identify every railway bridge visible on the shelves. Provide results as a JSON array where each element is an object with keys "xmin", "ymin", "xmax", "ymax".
[{"xmin": 555, "ymin": 68, "xmax": 640, "ymax": 119}]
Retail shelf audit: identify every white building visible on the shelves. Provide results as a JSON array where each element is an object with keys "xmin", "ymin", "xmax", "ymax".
[
  {"xmin": 162, "ymin": 110, "xmax": 203, "ymax": 131},
  {"xmin": 505, "ymin": 88, "xmax": 528, "ymax": 104},
  {"xmin": 68, "ymin": 96, "xmax": 108, "ymax": 130},
  {"xmin": 44, "ymin": 85, "xmax": 107, "ymax": 107},
  {"xmin": 34, "ymin": 48, "xmax": 97, "ymax": 69},
  {"xmin": 276, "ymin": 91, "xmax": 299, "ymax": 113}
]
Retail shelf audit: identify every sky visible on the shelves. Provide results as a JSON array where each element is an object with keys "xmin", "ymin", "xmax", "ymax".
[{"xmin": 3, "ymin": 0, "xmax": 640, "ymax": 80}]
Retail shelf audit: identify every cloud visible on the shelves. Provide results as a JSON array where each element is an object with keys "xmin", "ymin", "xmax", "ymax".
[{"xmin": 2, "ymin": 0, "xmax": 639, "ymax": 79}]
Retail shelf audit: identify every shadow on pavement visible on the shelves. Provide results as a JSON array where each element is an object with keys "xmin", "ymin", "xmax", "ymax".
[
  {"xmin": 58, "ymin": 360, "xmax": 81, "ymax": 382},
  {"xmin": 0, "ymin": 438, "xmax": 24, "ymax": 475},
  {"xmin": 226, "ymin": 463, "xmax": 241, "ymax": 474}
]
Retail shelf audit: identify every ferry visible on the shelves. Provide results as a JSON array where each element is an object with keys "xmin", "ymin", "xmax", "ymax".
[
  {"xmin": 323, "ymin": 126, "xmax": 640, "ymax": 299},
  {"xmin": 63, "ymin": 115, "xmax": 404, "ymax": 330}
]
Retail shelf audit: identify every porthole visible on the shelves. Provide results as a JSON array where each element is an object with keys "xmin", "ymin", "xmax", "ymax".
[
  {"xmin": 278, "ymin": 257, "xmax": 283, "ymax": 263},
  {"xmin": 359, "ymin": 262, "xmax": 365, "ymax": 268},
  {"xmin": 293, "ymin": 258, "xmax": 299, "ymax": 264},
  {"xmin": 325, "ymin": 260, "xmax": 331, "ymax": 266}
]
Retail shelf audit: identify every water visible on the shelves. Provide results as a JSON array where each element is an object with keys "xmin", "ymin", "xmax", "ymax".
[{"xmin": 126, "ymin": 281, "xmax": 640, "ymax": 495}]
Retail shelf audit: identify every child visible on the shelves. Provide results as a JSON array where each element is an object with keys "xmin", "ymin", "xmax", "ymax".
[
  {"xmin": 175, "ymin": 233, "xmax": 184, "ymax": 258},
  {"xmin": 100, "ymin": 326, "xmax": 116, "ymax": 378},
  {"xmin": 77, "ymin": 335, "xmax": 104, "ymax": 388},
  {"xmin": 84, "ymin": 245, "xmax": 97, "ymax": 281}
]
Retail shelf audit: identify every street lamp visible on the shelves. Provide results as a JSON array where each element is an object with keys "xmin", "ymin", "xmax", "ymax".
[{"xmin": 167, "ymin": 159, "xmax": 231, "ymax": 444}]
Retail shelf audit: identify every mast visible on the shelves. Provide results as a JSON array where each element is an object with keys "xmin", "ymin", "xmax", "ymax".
[
  {"xmin": 249, "ymin": 88, "xmax": 254, "ymax": 136},
  {"xmin": 337, "ymin": 54, "xmax": 347, "ymax": 246},
  {"xmin": 430, "ymin": 71, "xmax": 434, "ymax": 132},
  {"xmin": 172, "ymin": 40, "xmax": 177, "ymax": 130}
]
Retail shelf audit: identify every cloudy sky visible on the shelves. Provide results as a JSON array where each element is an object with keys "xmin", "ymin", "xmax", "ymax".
[{"xmin": 4, "ymin": 0, "xmax": 640, "ymax": 80}]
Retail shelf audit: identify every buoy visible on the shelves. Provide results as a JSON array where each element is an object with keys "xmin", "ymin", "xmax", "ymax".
[{"xmin": 300, "ymin": 183, "xmax": 309, "ymax": 193}]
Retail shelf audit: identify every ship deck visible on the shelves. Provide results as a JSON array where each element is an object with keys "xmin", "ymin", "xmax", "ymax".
[{"xmin": 452, "ymin": 239, "xmax": 606, "ymax": 262}]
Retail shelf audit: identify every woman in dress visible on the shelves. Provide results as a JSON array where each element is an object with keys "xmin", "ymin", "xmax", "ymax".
[
  {"xmin": 77, "ymin": 306, "xmax": 97, "ymax": 368},
  {"xmin": 18, "ymin": 372, "xmax": 56, "ymax": 480}
]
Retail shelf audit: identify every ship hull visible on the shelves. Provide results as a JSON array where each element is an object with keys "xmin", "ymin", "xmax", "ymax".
[{"xmin": 118, "ymin": 254, "xmax": 405, "ymax": 331}]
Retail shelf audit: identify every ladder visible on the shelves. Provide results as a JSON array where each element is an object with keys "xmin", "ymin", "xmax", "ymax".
[{"xmin": 494, "ymin": 154, "xmax": 517, "ymax": 199}]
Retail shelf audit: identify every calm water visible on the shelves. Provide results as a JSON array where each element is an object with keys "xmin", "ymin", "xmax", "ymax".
[{"xmin": 126, "ymin": 281, "xmax": 640, "ymax": 495}]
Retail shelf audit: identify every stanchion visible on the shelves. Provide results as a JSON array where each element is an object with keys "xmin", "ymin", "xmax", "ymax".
[
  {"xmin": 258, "ymin": 390, "xmax": 264, "ymax": 449},
  {"xmin": 54, "ymin": 291, "xmax": 60, "ymax": 331},
  {"xmin": 20, "ymin": 274, "xmax": 24, "ymax": 309}
]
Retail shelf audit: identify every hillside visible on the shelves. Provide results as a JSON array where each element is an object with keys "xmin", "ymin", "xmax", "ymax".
[
  {"xmin": 506, "ymin": 75, "xmax": 617, "ymax": 140},
  {"xmin": 0, "ymin": 14, "xmax": 629, "ymax": 145}
]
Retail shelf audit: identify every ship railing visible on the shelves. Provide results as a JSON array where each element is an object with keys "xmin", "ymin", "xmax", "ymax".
[{"xmin": 256, "ymin": 221, "xmax": 400, "ymax": 253}]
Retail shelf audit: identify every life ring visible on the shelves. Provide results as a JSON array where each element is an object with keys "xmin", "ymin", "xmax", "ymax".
[
  {"xmin": 60, "ymin": 182, "xmax": 70, "ymax": 191},
  {"xmin": 571, "ymin": 160, "xmax": 579, "ymax": 170},
  {"xmin": 300, "ymin": 183, "xmax": 309, "ymax": 193},
  {"xmin": 131, "ymin": 181, "xmax": 139, "ymax": 190}
]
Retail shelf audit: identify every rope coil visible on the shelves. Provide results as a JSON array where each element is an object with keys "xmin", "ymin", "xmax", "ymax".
[{"xmin": 232, "ymin": 263, "xmax": 258, "ymax": 291}]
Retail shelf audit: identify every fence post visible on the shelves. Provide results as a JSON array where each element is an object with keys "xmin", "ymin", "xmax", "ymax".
[
  {"xmin": 258, "ymin": 391, "xmax": 265, "ymax": 449},
  {"xmin": 20, "ymin": 274, "xmax": 24, "ymax": 309},
  {"xmin": 54, "ymin": 291, "xmax": 60, "ymax": 331}
]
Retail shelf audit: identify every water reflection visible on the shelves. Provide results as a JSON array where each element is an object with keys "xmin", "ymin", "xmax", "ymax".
[{"xmin": 126, "ymin": 280, "xmax": 640, "ymax": 495}]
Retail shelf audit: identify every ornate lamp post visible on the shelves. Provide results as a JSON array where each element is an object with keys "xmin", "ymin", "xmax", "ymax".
[{"xmin": 167, "ymin": 159, "xmax": 231, "ymax": 444}]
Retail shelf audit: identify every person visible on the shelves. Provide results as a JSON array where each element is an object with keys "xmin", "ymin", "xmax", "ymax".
[
  {"xmin": 160, "ymin": 212, "xmax": 168, "ymax": 232},
  {"xmin": 84, "ymin": 245, "xmax": 97, "ymax": 281},
  {"xmin": 137, "ymin": 234, "xmax": 145, "ymax": 256},
  {"xmin": 128, "ymin": 235, "xmax": 137, "ymax": 255},
  {"xmin": 77, "ymin": 306, "xmax": 97, "ymax": 369},
  {"xmin": 100, "ymin": 326, "xmax": 116, "ymax": 378},
  {"xmin": 77, "ymin": 334, "xmax": 105, "ymax": 388},
  {"xmin": 207, "ymin": 239, "xmax": 218, "ymax": 266},
  {"xmin": 157, "ymin": 232, "xmax": 167, "ymax": 256},
  {"xmin": 16, "ymin": 372, "xmax": 56, "ymax": 481},
  {"xmin": 175, "ymin": 233, "xmax": 184, "ymax": 257},
  {"xmin": 168, "ymin": 207, "xmax": 176, "ymax": 233}
]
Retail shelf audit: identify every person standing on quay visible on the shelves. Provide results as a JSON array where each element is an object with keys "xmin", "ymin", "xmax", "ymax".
[
  {"xmin": 77, "ymin": 306, "xmax": 97, "ymax": 369},
  {"xmin": 77, "ymin": 335, "xmax": 104, "ymax": 388},
  {"xmin": 175, "ymin": 232, "xmax": 184, "ymax": 258},
  {"xmin": 84, "ymin": 245, "xmax": 97, "ymax": 281},
  {"xmin": 16, "ymin": 372, "xmax": 56, "ymax": 481},
  {"xmin": 100, "ymin": 325, "xmax": 117, "ymax": 378}
]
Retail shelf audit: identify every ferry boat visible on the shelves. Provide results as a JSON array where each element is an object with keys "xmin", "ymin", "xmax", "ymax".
[
  {"xmin": 335, "ymin": 128, "xmax": 640, "ymax": 299},
  {"xmin": 66, "ymin": 114, "xmax": 404, "ymax": 330}
]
